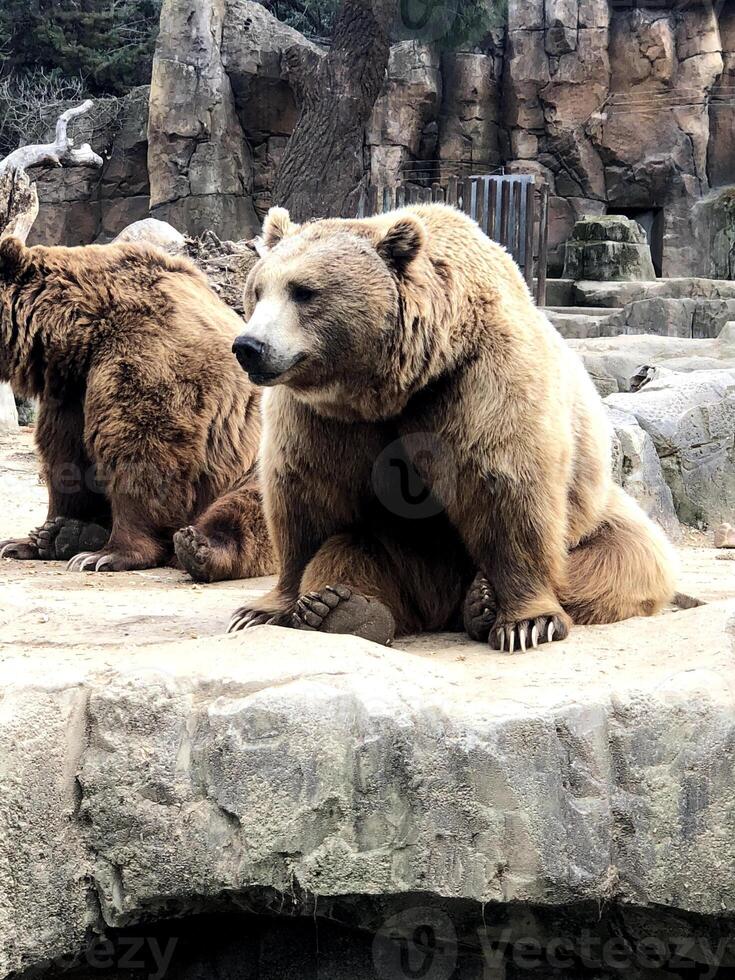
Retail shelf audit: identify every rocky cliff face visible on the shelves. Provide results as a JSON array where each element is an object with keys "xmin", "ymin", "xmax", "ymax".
[
  {"xmin": 29, "ymin": 88, "xmax": 151, "ymax": 246},
  {"xmin": 28, "ymin": 0, "xmax": 735, "ymax": 278}
]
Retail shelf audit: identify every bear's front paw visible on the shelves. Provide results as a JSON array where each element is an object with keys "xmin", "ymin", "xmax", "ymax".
[
  {"xmin": 463, "ymin": 572, "xmax": 497, "ymax": 642},
  {"xmin": 66, "ymin": 550, "xmax": 141, "ymax": 572},
  {"xmin": 0, "ymin": 537, "xmax": 40, "ymax": 561},
  {"xmin": 34, "ymin": 517, "xmax": 110, "ymax": 561},
  {"xmin": 490, "ymin": 611, "xmax": 571, "ymax": 653},
  {"xmin": 228, "ymin": 604, "xmax": 294, "ymax": 632}
]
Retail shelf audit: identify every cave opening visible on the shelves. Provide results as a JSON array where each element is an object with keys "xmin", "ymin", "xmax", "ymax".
[
  {"xmin": 607, "ymin": 206, "xmax": 665, "ymax": 277},
  {"xmin": 26, "ymin": 895, "xmax": 735, "ymax": 980}
]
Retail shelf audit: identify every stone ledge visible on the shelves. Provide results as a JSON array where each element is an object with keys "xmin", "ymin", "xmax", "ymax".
[{"xmin": 2, "ymin": 598, "xmax": 735, "ymax": 975}]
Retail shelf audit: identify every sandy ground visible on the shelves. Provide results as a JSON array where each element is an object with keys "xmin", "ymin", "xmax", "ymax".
[{"xmin": 1, "ymin": 429, "xmax": 733, "ymax": 674}]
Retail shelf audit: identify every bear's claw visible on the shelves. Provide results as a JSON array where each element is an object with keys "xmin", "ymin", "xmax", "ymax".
[
  {"xmin": 67, "ymin": 551, "xmax": 131, "ymax": 572},
  {"xmin": 492, "ymin": 613, "xmax": 569, "ymax": 653},
  {"xmin": 228, "ymin": 606, "xmax": 292, "ymax": 632}
]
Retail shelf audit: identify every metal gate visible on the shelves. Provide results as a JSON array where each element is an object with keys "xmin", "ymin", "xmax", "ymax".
[{"xmin": 358, "ymin": 175, "xmax": 550, "ymax": 306}]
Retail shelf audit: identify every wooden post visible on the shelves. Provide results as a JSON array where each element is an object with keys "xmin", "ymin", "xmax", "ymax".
[{"xmin": 536, "ymin": 184, "xmax": 549, "ymax": 307}]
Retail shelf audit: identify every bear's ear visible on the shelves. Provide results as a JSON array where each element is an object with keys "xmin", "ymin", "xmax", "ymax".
[
  {"xmin": 0, "ymin": 236, "xmax": 32, "ymax": 282},
  {"xmin": 376, "ymin": 215, "xmax": 425, "ymax": 276},
  {"xmin": 262, "ymin": 207, "xmax": 296, "ymax": 249}
]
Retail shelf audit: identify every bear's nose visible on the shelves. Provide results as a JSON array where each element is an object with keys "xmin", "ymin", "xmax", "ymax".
[{"xmin": 232, "ymin": 335, "xmax": 265, "ymax": 370}]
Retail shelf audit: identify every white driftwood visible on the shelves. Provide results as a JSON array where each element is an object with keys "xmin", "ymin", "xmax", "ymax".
[{"xmin": 0, "ymin": 100, "xmax": 103, "ymax": 175}]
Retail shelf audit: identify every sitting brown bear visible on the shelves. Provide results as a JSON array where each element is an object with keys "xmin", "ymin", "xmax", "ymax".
[
  {"xmin": 0, "ymin": 237, "xmax": 273, "ymax": 580},
  {"xmin": 227, "ymin": 203, "xmax": 676, "ymax": 648}
]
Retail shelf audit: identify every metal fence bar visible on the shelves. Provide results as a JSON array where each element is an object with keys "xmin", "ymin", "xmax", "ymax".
[
  {"xmin": 537, "ymin": 184, "xmax": 549, "ymax": 307},
  {"xmin": 481, "ymin": 176, "xmax": 491, "ymax": 236},
  {"xmin": 523, "ymin": 180, "xmax": 535, "ymax": 292}
]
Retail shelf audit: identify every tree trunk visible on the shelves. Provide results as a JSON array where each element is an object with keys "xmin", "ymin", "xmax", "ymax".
[
  {"xmin": 272, "ymin": 0, "xmax": 391, "ymax": 221},
  {"xmin": 0, "ymin": 169, "xmax": 39, "ymax": 243}
]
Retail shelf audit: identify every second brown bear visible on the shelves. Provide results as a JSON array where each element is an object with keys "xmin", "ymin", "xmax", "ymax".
[{"xmin": 0, "ymin": 237, "xmax": 273, "ymax": 581}]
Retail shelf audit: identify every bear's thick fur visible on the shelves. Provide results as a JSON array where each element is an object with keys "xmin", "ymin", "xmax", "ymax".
[
  {"xmin": 228, "ymin": 203, "xmax": 676, "ymax": 649},
  {"xmin": 0, "ymin": 237, "xmax": 273, "ymax": 580}
]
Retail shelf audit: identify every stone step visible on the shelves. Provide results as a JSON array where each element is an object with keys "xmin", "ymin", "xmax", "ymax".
[
  {"xmin": 545, "ymin": 309, "xmax": 621, "ymax": 340},
  {"xmin": 543, "ymin": 306, "xmax": 621, "ymax": 316}
]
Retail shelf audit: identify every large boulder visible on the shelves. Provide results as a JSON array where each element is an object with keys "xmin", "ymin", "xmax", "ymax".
[
  {"xmin": 563, "ymin": 215, "xmax": 656, "ymax": 281},
  {"xmin": 606, "ymin": 406, "xmax": 679, "ymax": 537},
  {"xmin": 3, "ymin": 605, "xmax": 735, "ymax": 976},
  {"xmin": 570, "ymin": 323, "xmax": 735, "ymax": 396},
  {"xmin": 606, "ymin": 369, "xmax": 735, "ymax": 527}
]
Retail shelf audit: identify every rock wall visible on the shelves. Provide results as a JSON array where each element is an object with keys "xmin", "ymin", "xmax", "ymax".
[
  {"xmin": 29, "ymin": 88, "xmax": 151, "ymax": 247},
  {"xmin": 23, "ymin": 0, "xmax": 735, "ymax": 281}
]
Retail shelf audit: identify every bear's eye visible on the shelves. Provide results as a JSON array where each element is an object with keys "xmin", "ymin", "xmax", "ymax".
[
  {"xmin": 290, "ymin": 283, "xmax": 315, "ymax": 303},
  {"xmin": 253, "ymin": 284, "xmax": 263, "ymax": 303}
]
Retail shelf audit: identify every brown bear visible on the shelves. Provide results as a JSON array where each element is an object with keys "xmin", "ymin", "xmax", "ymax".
[
  {"xmin": 0, "ymin": 236, "xmax": 273, "ymax": 580},
  {"xmin": 227, "ymin": 203, "xmax": 676, "ymax": 649}
]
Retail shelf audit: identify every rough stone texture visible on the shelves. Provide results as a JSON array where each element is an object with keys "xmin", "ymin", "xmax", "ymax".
[
  {"xmin": 607, "ymin": 369, "xmax": 735, "ymax": 528},
  {"xmin": 27, "ymin": 88, "xmax": 151, "ymax": 246},
  {"xmin": 221, "ymin": 0, "xmax": 324, "ymax": 218},
  {"xmin": 606, "ymin": 405, "xmax": 679, "ymax": 537},
  {"xmin": 545, "ymin": 294, "xmax": 735, "ymax": 340},
  {"xmin": 696, "ymin": 187, "xmax": 735, "ymax": 281},
  {"xmin": 563, "ymin": 215, "xmax": 657, "ymax": 281},
  {"xmin": 0, "ymin": 384, "xmax": 18, "ymax": 434},
  {"xmin": 571, "ymin": 276, "xmax": 735, "ymax": 308},
  {"xmin": 367, "ymin": 42, "xmax": 442, "ymax": 187},
  {"xmin": 436, "ymin": 47, "xmax": 503, "ymax": 176},
  {"xmin": 570, "ymin": 325, "xmax": 735, "ymax": 395},
  {"xmin": 147, "ymin": 0, "xmax": 260, "ymax": 240}
]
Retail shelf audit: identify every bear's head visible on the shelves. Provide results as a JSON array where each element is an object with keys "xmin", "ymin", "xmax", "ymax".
[
  {"xmin": 233, "ymin": 207, "xmax": 433, "ymax": 420},
  {"xmin": 0, "ymin": 236, "xmax": 36, "ymax": 382}
]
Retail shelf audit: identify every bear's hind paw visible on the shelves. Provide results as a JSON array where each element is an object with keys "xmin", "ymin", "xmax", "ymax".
[
  {"xmin": 463, "ymin": 572, "xmax": 497, "ymax": 642},
  {"xmin": 174, "ymin": 526, "xmax": 219, "ymax": 583},
  {"xmin": 293, "ymin": 585, "xmax": 396, "ymax": 646}
]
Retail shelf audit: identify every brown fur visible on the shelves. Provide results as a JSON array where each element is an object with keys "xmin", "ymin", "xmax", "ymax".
[
  {"xmin": 0, "ymin": 237, "xmax": 273, "ymax": 578},
  {"xmin": 228, "ymin": 203, "xmax": 676, "ymax": 646}
]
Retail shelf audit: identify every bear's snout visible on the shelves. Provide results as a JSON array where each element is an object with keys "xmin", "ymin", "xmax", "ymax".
[{"xmin": 232, "ymin": 335, "xmax": 266, "ymax": 372}]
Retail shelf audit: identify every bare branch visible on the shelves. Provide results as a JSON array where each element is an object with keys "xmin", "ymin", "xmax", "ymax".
[{"xmin": 0, "ymin": 100, "xmax": 104, "ymax": 175}]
